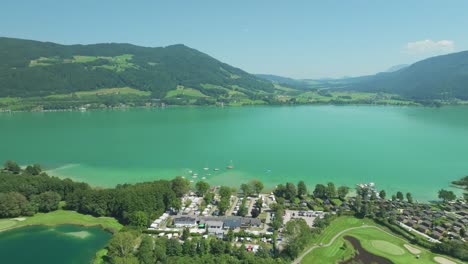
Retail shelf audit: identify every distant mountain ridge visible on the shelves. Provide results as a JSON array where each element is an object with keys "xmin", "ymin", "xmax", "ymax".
[
  {"xmin": 343, "ymin": 51, "xmax": 468, "ymax": 100},
  {"xmin": 0, "ymin": 37, "xmax": 274, "ymax": 99}
]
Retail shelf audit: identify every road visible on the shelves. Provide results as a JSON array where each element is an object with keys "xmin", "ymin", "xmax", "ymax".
[{"xmin": 292, "ymin": 224, "xmax": 416, "ymax": 264}]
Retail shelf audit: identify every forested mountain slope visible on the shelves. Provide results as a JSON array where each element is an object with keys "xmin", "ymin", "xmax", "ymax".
[{"xmin": 0, "ymin": 37, "xmax": 273, "ymax": 99}]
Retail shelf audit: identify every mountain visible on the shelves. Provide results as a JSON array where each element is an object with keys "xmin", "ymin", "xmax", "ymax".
[
  {"xmin": 0, "ymin": 37, "xmax": 274, "ymax": 100},
  {"xmin": 385, "ymin": 64, "xmax": 409, "ymax": 72},
  {"xmin": 344, "ymin": 51, "xmax": 468, "ymax": 100}
]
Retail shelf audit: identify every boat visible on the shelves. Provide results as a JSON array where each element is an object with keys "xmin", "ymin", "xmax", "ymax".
[
  {"xmin": 213, "ymin": 168, "xmax": 219, "ymax": 171},
  {"xmin": 203, "ymin": 167, "xmax": 209, "ymax": 171},
  {"xmin": 226, "ymin": 160, "xmax": 234, "ymax": 169},
  {"xmin": 190, "ymin": 180, "xmax": 194, "ymax": 183},
  {"xmin": 188, "ymin": 170, "xmax": 193, "ymax": 174},
  {"xmin": 202, "ymin": 177, "xmax": 206, "ymax": 180}
]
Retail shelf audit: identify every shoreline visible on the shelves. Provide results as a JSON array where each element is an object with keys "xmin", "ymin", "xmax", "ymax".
[
  {"xmin": 2, "ymin": 100, "xmax": 468, "ymax": 113},
  {"xmin": 0, "ymin": 210, "xmax": 122, "ymax": 234}
]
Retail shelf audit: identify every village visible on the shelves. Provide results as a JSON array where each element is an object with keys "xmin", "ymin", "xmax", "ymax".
[{"xmin": 146, "ymin": 187, "xmax": 327, "ymax": 252}]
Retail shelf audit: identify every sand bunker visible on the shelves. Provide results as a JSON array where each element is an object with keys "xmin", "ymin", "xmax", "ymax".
[
  {"xmin": 65, "ymin": 231, "xmax": 91, "ymax": 239},
  {"xmin": 13, "ymin": 218, "xmax": 26, "ymax": 221},
  {"xmin": 404, "ymin": 244, "xmax": 421, "ymax": 254},
  {"xmin": 434, "ymin": 256, "xmax": 456, "ymax": 264}
]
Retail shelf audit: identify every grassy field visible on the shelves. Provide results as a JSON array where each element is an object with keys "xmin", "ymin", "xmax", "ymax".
[
  {"xmin": 302, "ymin": 216, "xmax": 463, "ymax": 264},
  {"xmin": 165, "ymin": 86, "xmax": 208, "ymax": 98},
  {"xmin": 0, "ymin": 210, "xmax": 122, "ymax": 233},
  {"xmin": 45, "ymin": 87, "xmax": 150, "ymax": 99}
]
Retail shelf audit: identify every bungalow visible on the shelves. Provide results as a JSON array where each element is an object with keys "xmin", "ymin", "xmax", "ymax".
[
  {"xmin": 242, "ymin": 217, "xmax": 262, "ymax": 228},
  {"xmin": 420, "ymin": 220, "xmax": 432, "ymax": 228},
  {"xmin": 431, "ymin": 231, "xmax": 443, "ymax": 240},
  {"xmin": 434, "ymin": 226, "xmax": 446, "ymax": 234},
  {"xmin": 174, "ymin": 216, "xmax": 197, "ymax": 227},
  {"xmin": 417, "ymin": 225, "xmax": 429, "ymax": 234}
]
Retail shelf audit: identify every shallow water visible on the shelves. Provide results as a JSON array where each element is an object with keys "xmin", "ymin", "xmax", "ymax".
[
  {"xmin": 0, "ymin": 225, "xmax": 111, "ymax": 264},
  {"xmin": 1, "ymin": 105, "xmax": 468, "ymax": 200}
]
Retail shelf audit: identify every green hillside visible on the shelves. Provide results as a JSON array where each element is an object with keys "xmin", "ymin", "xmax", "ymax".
[
  {"xmin": 0, "ymin": 37, "xmax": 274, "ymax": 103},
  {"xmin": 344, "ymin": 51, "xmax": 468, "ymax": 100}
]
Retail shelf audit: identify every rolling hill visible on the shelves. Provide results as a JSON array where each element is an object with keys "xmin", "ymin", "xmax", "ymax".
[
  {"xmin": 0, "ymin": 37, "xmax": 274, "ymax": 101},
  {"xmin": 343, "ymin": 51, "xmax": 468, "ymax": 100}
]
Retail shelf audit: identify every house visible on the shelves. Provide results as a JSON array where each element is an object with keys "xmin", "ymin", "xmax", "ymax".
[
  {"xmin": 434, "ymin": 226, "xmax": 446, "ymax": 234},
  {"xmin": 173, "ymin": 216, "xmax": 197, "ymax": 227},
  {"xmin": 223, "ymin": 216, "xmax": 242, "ymax": 229},
  {"xmin": 417, "ymin": 225, "xmax": 429, "ymax": 234},
  {"xmin": 206, "ymin": 220, "xmax": 224, "ymax": 235},
  {"xmin": 420, "ymin": 220, "xmax": 432, "ymax": 228},
  {"xmin": 431, "ymin": 231, "xmax": 443, "ymax": 240},
  {"xmin": 241, "ymin": 217, "xmax": 262, "ymax": 228}
]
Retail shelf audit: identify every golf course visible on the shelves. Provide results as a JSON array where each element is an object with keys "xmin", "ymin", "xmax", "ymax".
[{"xmin": 299, "ymin": 216, "xmax": 463, "ymax": 264}]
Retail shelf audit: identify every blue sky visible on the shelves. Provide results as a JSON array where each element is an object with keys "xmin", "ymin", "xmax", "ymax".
[{"xmin": 1, "ymin": 1, "xmax": 467, "ymax": 78}]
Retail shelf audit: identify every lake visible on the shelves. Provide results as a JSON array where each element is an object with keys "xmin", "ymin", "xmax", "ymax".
[
  {"xmin": 0, "ymin": 225, "xmax": 112, "ymax": 263},
  {"xmin": 1, "ymin": 105, "xmax": 467, "ymax": 200}
]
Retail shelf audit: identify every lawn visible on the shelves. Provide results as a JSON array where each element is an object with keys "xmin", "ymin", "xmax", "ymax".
[
  {"xmin": 301, "ymin": 216, "xmax": 463, "ymax": 264},
  {"xmin": 45, "ymin": 87, "xmax": 150, "ymax": 99},
  {"xmin": 0, "ymin": 210, "xmax": 122, "ymax": 233},
  {"xmin": 165, "ymin": 86, "xmax": 208, "ymax": 98}
]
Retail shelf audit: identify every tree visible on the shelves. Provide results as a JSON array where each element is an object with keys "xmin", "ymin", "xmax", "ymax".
[
  {"xmin": 391, "ymin": 194, "xmax": 397, "ymax": 201},
  {"xmin": 217, "ymin": 198, "xmax": 230, "ymax": 215},
  {"xmin": 285, "ymin": 182, "xmax": 297, "ymax": 200},
  {"xmin": 166, "ymin": 238, "xmax": 182, "ymax": 256},
  {"xmin": 251, "ymin": 180, "xmax": 264, "ymax": 195},
  {"xmin": 171, "ymin": 176, "xmax": 190, "ymax": 198},
  {"xmin": 0, "ymin": 192, "xmax": 32, "ymax": 217},
  {"xmin": 237, "ymin": 199, "xmax": 248, "ymax": 217},
  {"xmin": 326, "ymin": 182, "xmax": 336, "ymax": 198},
  {"xmin": 240, "ymin": 183, "xmax": 252, "ymax": 197},
  {"xmin": 251, "ymin": 208, "xmax": 260, "ymax": 218},
  {"xmin": 4, "ymin": 160, "xmax": 21, "ymax": 174},
  {"xmin": 337, "ymin": 186, "xmax": 349, "ymax": 200},
  {"xmin": 283, "ymin": 219, "xmax": 312, "ymax": 258},
  {"xmin": 195, "ymin": 181, "xmax": 210, "ymax": 197},
  {"xmin": 128, "ymin": 211, "xmax": 148, "ymax": 229},
  {"xmin": 313, "ymin": 184, "xmax": 327, "ymax": 199},
  {"xmin": 203, "ymin": 192, "xmax": 214, "ymax": 205},
  {"xmin": 182, "ymin": 227, "xmax": 190, "ymax": 241},
  {"xmin": 379, "ymin": 190, "xmax": 386, "ymax": 200},
  {"xmin": 460, "ymin": 228, "xmax": 466, "ymax": 238},
  {"xmin": 107, "ymin": 232, "xmax": 137, "ymax": 259},
  {"xmin": 218, "ymin": 186, "xmax": 231, "ymax": 199},
  {"xmin": 396, "ymin": 191, "xmax": 404, "ymax": 201},
  {"xmin": 25, "ymin": 164, "xmax": 42, "ymax": 175},
  {"xmin": 406, "ymin": 192, "xmax": 413, "ymax": 203},
  {"xmin": 438, "ymin": 189, "xmax": 456, "ymax": 202},
  {"xmin": 297, "ymin": 181, "xmax": 307, "ymax": 198},
  {"xmin": 137, "ymin": 235, "xmax": 154, "ymax": 264},
  {"xmin": 30, "ymin": 191, "xmax": 61, "ymax": 212}
]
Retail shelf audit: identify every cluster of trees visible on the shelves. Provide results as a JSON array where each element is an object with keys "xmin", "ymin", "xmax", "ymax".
[
  {"xmin": 65, "ymin": 179, "xmax": 181, "ymax": 226},
  {"xmin": 240, "ymin": 180, "xmax": 264, "ymax": 197},
  {"xmin": 313, "ymin": 182, "xmax": 349, "ymax": 200},
  {"xmin": 452, "ymin": 176, "xmax": 468, "ymax": 200},
  {"xmin": 438, "ymin": 189, "xmax": 457, "ymax": 202},
  {"xmin": 106, "ymin": 231, "xmax": 283, "ymax": 264},
  {"xmin": 274, "ymin": 181, "xmax": 350, "ymax": 202},
  {"xmin": 0, "ymin": 161, "xmax": 89, "ymax": 218},
  {"xmin": 0, "ymin": 160, "xmax": 185, "ymax": 228}
]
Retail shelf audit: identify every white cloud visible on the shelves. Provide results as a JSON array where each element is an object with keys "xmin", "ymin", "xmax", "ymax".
[{"xmin": 404, "ymin": 39, "xmax": 455, "ymax": 55}]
